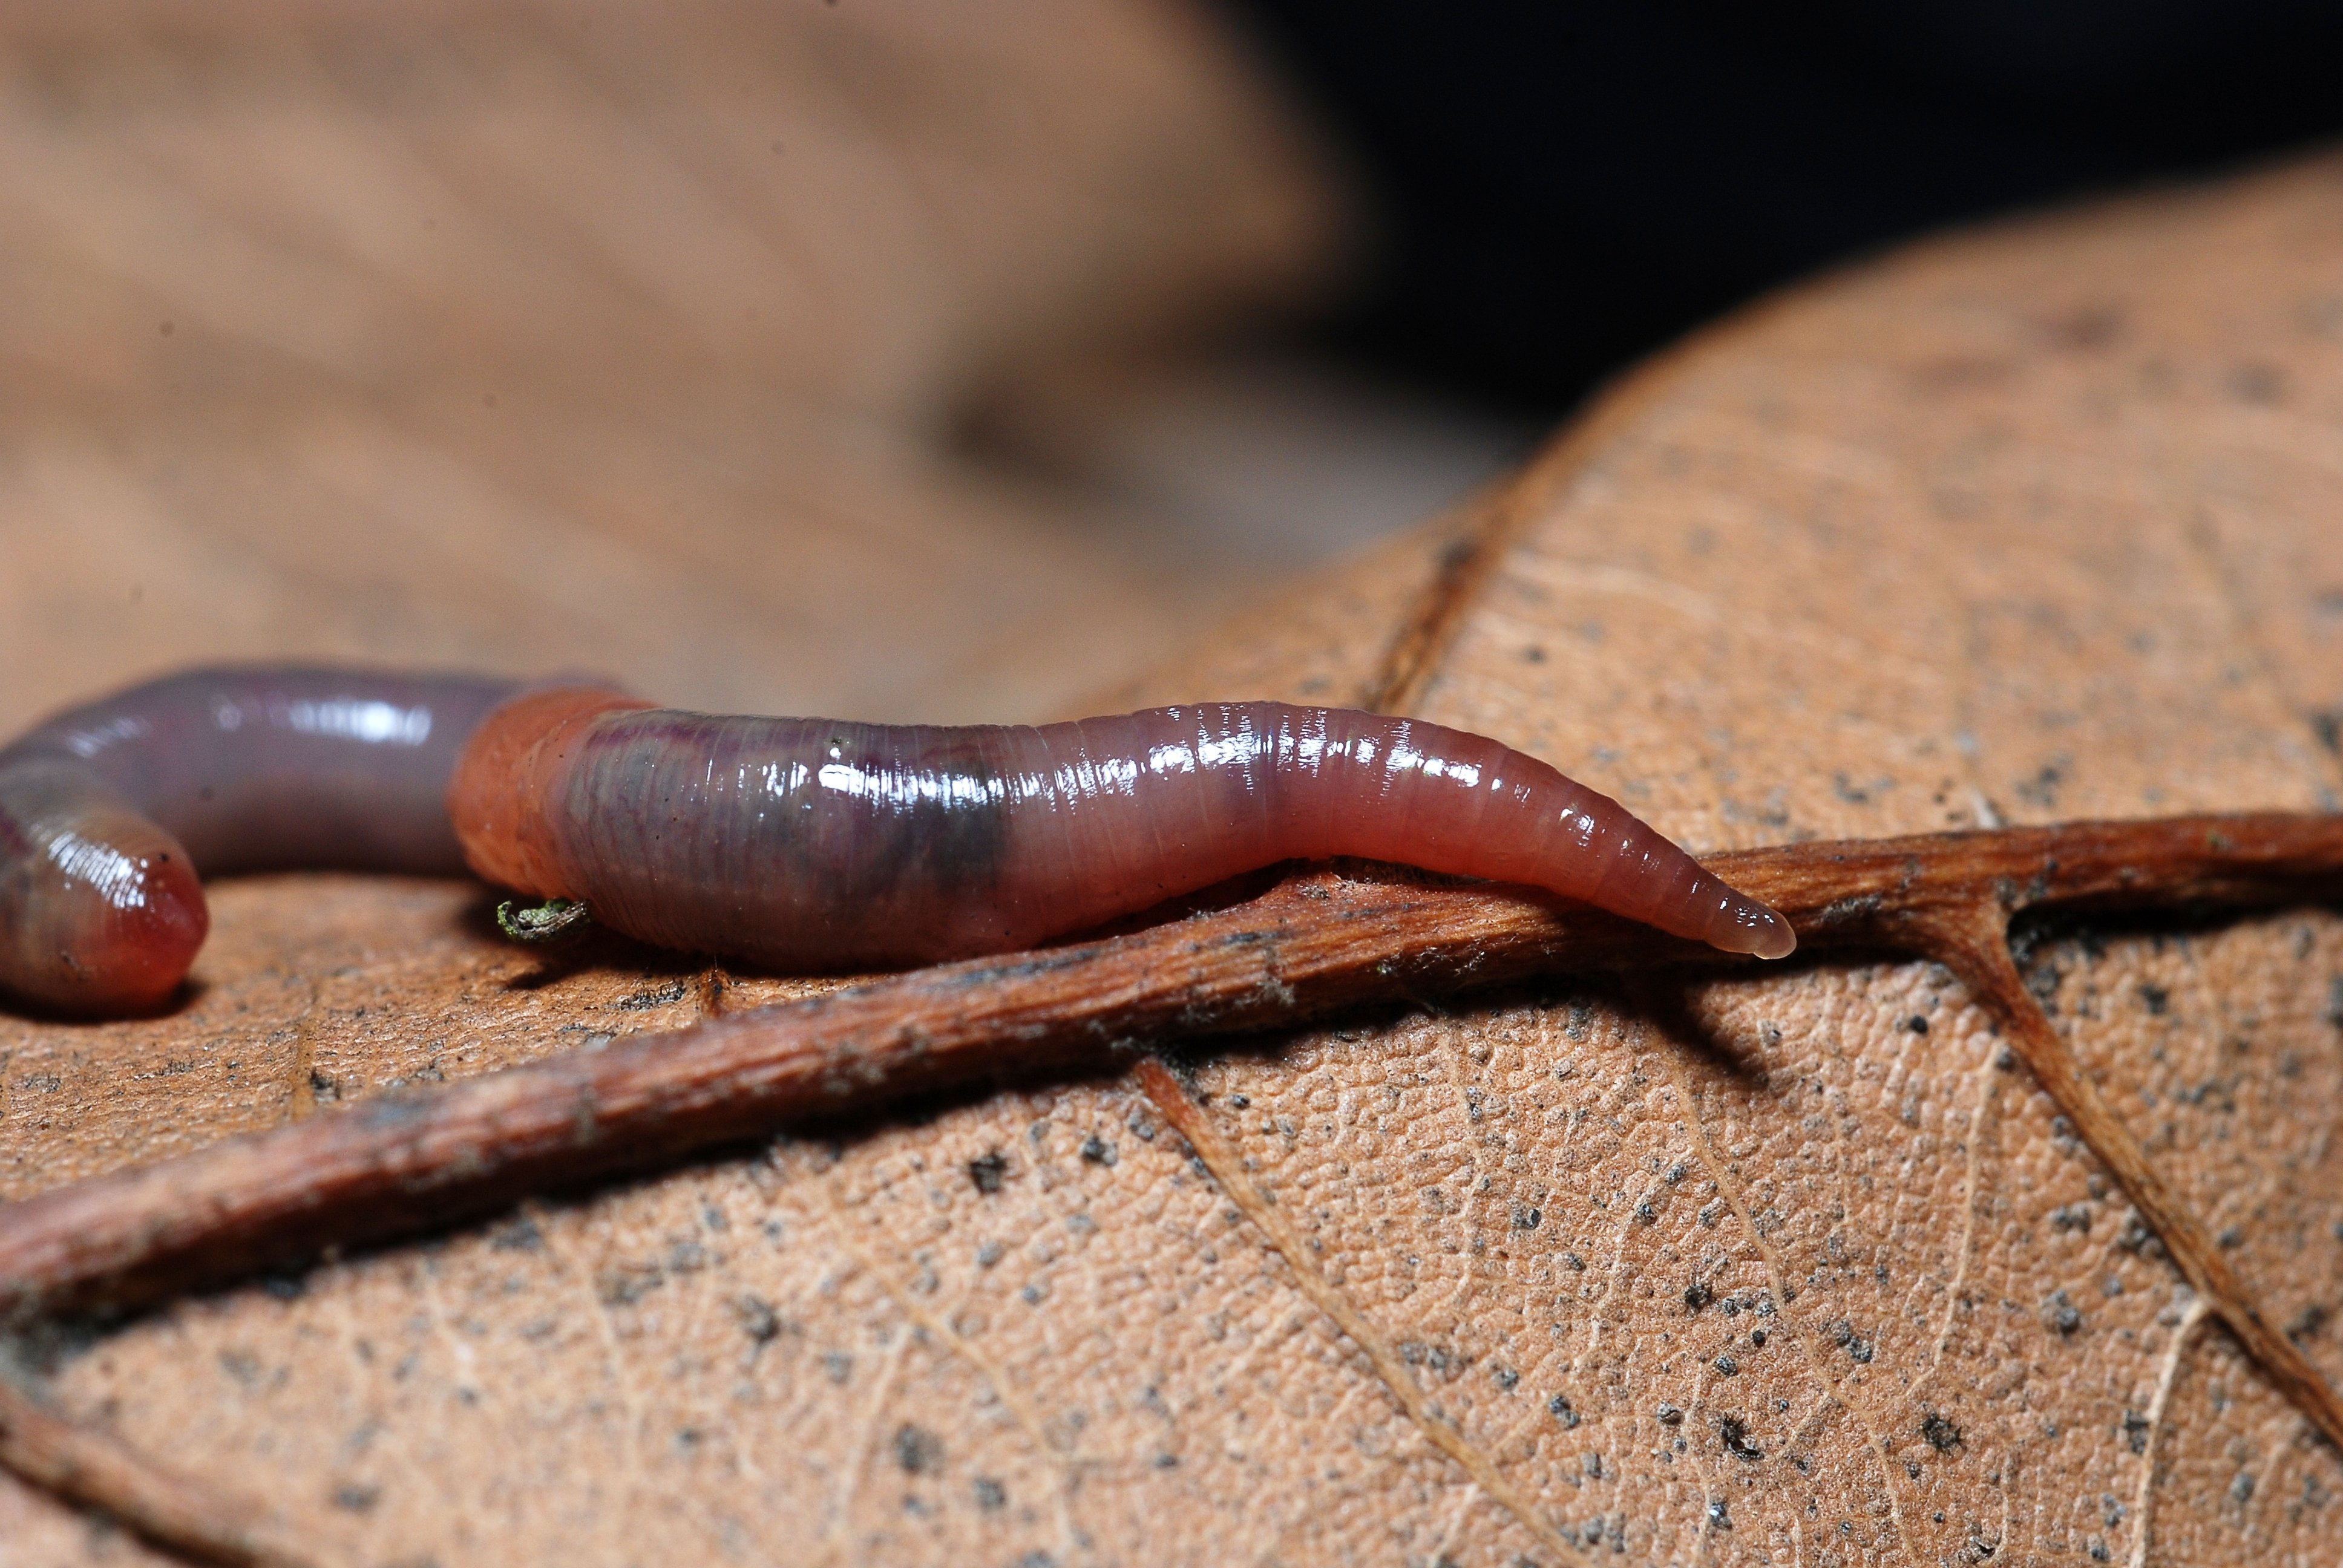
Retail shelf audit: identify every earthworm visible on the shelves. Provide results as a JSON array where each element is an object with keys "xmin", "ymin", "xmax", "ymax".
[
  {"xmin": 448, "ymin": 688, "xmax": 1794, "ymax": 971},
  {"xmin": 0, "ymin": 670, "xmax": 1792, "ymax": 1015},
  {"xmin": 0, "ymin": 667, "xmax": 520, "ymax": 1013}
]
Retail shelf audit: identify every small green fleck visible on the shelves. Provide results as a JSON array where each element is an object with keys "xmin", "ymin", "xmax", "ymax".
[{"xmin": 497, "ymin": 898, "xmax": 592, "ymax": 942}]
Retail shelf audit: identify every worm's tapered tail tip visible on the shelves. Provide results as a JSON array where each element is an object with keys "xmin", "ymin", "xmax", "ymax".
[
  {"xmin": 1748, "ymin": 913, "xmax": 1798, "ymax": 961},
  {"xmin": 1709, "ymin": 895, "xmax": 1797, "ymax": 960}
]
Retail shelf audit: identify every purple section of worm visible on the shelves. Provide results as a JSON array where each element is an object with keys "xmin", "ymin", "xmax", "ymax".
[{"xmin": 0, "ymin": 667, "xmax": 517, "ymax": 1010}]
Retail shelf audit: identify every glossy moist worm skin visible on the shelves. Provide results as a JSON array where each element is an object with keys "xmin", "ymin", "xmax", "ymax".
[
  {"xmin": 0, "ymin": 667, "xmax": 520, "ymax": 1013},
  {"xmin": 452, "ymin": 689, "xmax": 1795, "ymax": 972}
]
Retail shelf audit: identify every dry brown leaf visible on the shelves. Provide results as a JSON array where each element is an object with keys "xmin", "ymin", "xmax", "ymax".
[{"xmin": 7, "ymin": 88, "xmax": 2343, "ymax": 1568}]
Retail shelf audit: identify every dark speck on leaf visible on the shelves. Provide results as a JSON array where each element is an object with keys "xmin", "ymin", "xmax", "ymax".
[
  {"xmin": 2227, "ymin": 362, "xmax": 2284, "ymax": 403},
  {"xmin": 1906, "ymin": 1015, "xmax": 1929, "ymax": 1034},
  {"xmin": 1708, "ymin": 1496, "xmax": 1732, "ymax": 1530},
  {"xmin": 1828, "ymin": 1318, "xmax": 1875, "ymax": 1362},
  {"xmin": 968, "ymin": 1151, "xmax": 1008, "ymax": 1193},
  {"xmin": 1685, "ymin": 1280, "xmax": 1714, "ymax": 1311},
  {"xmin": 2313, "ymin": 710, "xmax": 2343, "ymax": 756},
  {"xmin": 1922, "ymin": 1413, "xmax": 1964, "ymax": 1452},
  {"xmin": 1548, "ymin": 1394, "xmax": 1580, "ymax": 1428},
  {"xmin": 734, "ymin": 1295, "xmax": 781, "ymax": 1345},
  {"xmin": 488, "ymin": 1216, "xmax": 544, "ymax": 1252},
  {"xmin": 1080, "ymin": 1134, "xmax": 1117, "ymax": 1166},
  {"xmin": 1720, "ymin": 1415, "xmax": 1763, "ymax": 1462},
  {"xmin": 2045, "ymin": 1290, "xmax": 2083, "ymax": 1336},
  {"xmin": 893, "ymin": 1424, "xmax": 943, "ymax": 1474}
]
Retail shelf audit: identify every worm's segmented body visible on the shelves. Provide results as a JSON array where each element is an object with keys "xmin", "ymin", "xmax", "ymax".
[
  {"xmin": 451, "ymin": 688, "xmax": 1794, "ymax": 972},
  {"xmin": 0, "ymin": 668, "xmax": 519, "ymax": 1012},
  {"xmin": 0, "ymin": 669, "xmax": 1792, "ymax": 1015}
]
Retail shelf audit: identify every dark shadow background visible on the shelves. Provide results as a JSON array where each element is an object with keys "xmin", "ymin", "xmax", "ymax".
[{"xmin": 1231, "ymin": 1, "xmax": 2343, "ymax": 411}]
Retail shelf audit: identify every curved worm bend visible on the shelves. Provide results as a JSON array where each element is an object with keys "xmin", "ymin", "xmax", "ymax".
[
  {"xmin": 0, "ymin": 668, "xmax": 521, "ymax": 1013},
  {"xmin": 0, "ymin": 668, "xmax": 1792, "ymax": 1014}
]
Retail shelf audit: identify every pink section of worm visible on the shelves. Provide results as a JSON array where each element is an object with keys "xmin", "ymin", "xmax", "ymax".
[
  {"xmin": 449, "ymin": 688, "xmax": 1794, "ymax": 972},
  {"xmin": 0, "ymin": 668, "xmax": 1792, "ymax": 1016}
]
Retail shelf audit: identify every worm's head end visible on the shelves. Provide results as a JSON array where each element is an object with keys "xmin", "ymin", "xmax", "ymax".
[{"xmin": 0, "ymin": 785, "xmax": 208, "ymax": 1015}]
